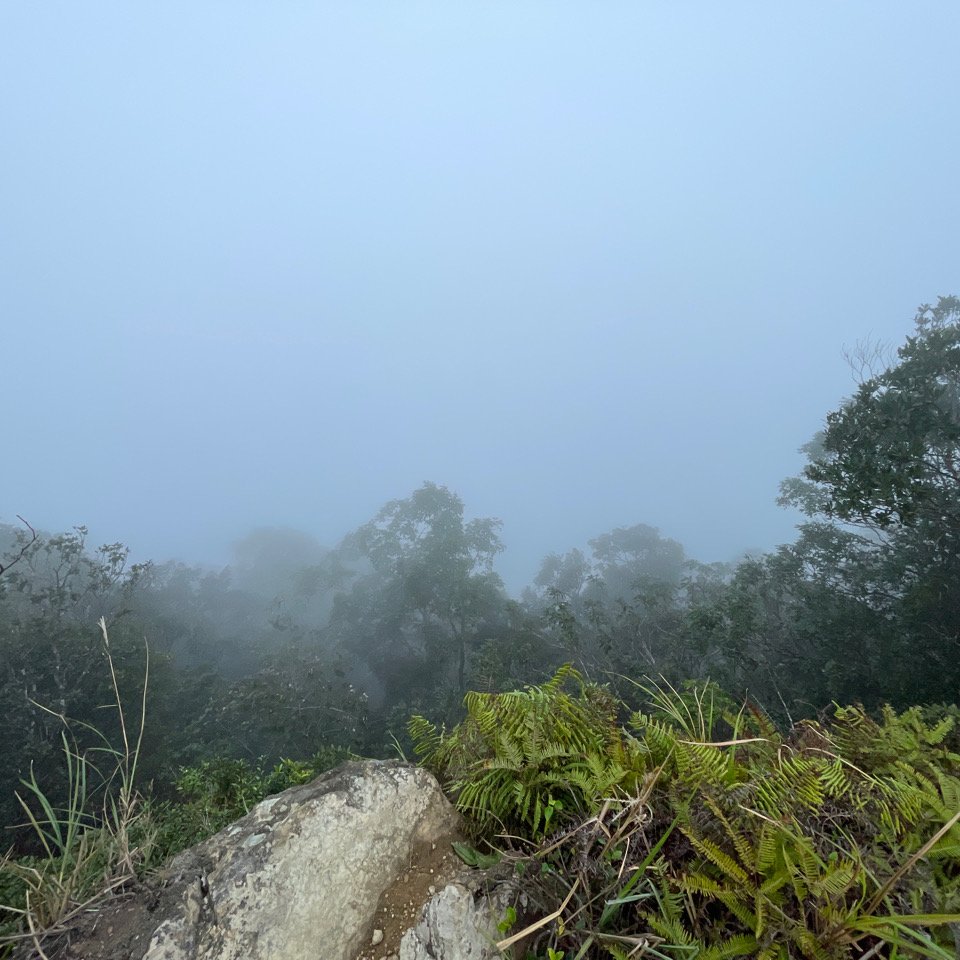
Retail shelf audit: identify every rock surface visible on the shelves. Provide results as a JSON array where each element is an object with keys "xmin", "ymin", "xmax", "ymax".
[
  {"xmin": 399, "ymin": 880, "xmax": 510, "ymax": 960},
  {"xmin": 121, "ymin": 760, "xmax": 458, "ymax": 960}
]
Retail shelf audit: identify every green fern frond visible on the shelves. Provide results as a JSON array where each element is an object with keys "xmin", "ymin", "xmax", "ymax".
[
  {"xmin": 791, "ymin": 926, "xmax": 834, "ymax": 960},
  {"xmin": 681, "ymin": 830, "xmax": 750, "ymax": 886},
  {"xmin": 407, "ymin": 715, "xmax": 443, "ymax": 763},
  {"xmin": 643, "ymin": 912, "xmax": 699, "ymax": 947},
  {"xmin": 756, "ymin": 823, "xmax": 780, "ymax": 873},
  {"xmin": 673, "ymin": 740, "xmax": 732, "ymax": 788},
  {"xmin": 680, "ymin": 873, "xmax": 724, "ymax": 897},
  {"xmin": 414, "ymin": 665, "xmax": 646, "ymax": 835},
  {"xmin": 698, "ymin": 934, "xmax": 760, "ymax": 959},
  {"xmin": 715, "ymin": 889, "xmax": 758, "ymax": 929},
  {"xmin": 755, "ymin": 944, "xmax": 789, "ymax": 960},
  {"xmin": 705, "ymin": 796, "xmax": 755, "ymax": 870},
  {"xmin": 807, "ymin": 858, "xmax": 858, "ymax": 899}
]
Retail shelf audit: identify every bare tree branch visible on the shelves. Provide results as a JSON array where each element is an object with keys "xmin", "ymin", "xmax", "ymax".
[
  {"xmin": 0, "ymin": 515, "xmax": 38, "ymax": 578},
  {"xmin": 841, "ymin": 336, "xmax": 894, "ymax": 384}
]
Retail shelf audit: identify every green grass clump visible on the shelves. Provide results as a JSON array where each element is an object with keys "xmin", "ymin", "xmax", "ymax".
[{"xmin": 0, "ymin": 619, "xmax": 150, "ymax": 957}]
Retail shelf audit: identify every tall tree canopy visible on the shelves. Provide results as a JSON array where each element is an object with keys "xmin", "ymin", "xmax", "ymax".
[
  {"xmin": 776, "ymin": 296, "xmax": 960, "ymax": 705},
  {"xmin": 788, "ymin": 296, "xmax": 960, "ymax": 535},
  {"xmin": 329, "ymin": 483, "xmax": 508, "ymax": 707}
]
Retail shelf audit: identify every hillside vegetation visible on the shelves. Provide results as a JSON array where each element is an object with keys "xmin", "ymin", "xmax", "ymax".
[
  {"xmin": 1, "ymin": 297, "xmax": 958, "ymax": 957},
  {"xmin": 413, "ymin": 667, "xmax": 960, "ymax": 958}
]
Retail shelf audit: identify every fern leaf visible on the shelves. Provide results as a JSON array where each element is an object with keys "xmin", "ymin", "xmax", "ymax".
[
  {"xmin": 682, "ymin": 830, "xmax": 750, "ymax": 886},
  {"xmin": 698, "ymin": 935, "xmax": 760, "ymax": 959}
]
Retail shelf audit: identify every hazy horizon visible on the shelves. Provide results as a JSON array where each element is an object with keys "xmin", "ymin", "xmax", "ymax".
[{"xmin": 4, "ymin": 2, "xmax": 958, "ymax": 593}]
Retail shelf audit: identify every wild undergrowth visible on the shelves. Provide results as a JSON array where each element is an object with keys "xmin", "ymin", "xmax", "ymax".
[
  {"xmin": 409, "ymin": 663, "xmax": 645, "ymax": 838},
  {"xmin": 410, "ymin": 668, "xmax": 960, "ymax": 959},
  {"xmin": 147, "ymin": 747, "xmax": 357, "ymax": 862},
  {"xmin": 0, "ymin": 619, "xmax": 353, "ymax": 958},
  {"xmin": 0, "ymin": 619, "xmax": 151, "ymax": 958}
]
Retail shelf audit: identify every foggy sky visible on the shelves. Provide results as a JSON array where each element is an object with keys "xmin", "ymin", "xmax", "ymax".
[{"xmin": 3, "ymin": 2, "xmax": 959, "ymax": 591}]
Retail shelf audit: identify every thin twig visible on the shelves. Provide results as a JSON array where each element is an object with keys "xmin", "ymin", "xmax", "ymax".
[
  {"xmin": 496, "ymin": 878, "xmax": 580, "ymax": 951},
  {"xmin": 864, "ymin": 806, "xmax": 960, "ymax": 917}
]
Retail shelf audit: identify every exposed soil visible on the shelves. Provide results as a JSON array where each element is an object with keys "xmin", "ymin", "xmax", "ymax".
[
  {"xmin": 54, "ymin": 891, "xmax": 163, "ymax": 960},
  {"xmin": 12, "ymin": 890, "xmax": 162, "ymax": 960},
  {"xmin": 16, "ymin": 848, "xmax": 213, "ymax": 960},
  {"xmin": 353, "ymin": 836, "xmax": 467, "ymax": 960}
]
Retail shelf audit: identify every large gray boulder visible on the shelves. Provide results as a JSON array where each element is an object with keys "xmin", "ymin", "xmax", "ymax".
[{"xmin": 142, "ymin": 760, "xmax": 460, "ymax": 960}]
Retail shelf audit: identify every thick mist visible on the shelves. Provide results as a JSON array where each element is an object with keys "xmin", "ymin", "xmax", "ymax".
[
  {"xmin": 3, "ymin": 9, "xmax": 960, "ymax": 950},
  {"xmin": 3, "ymin": 4, "xmax": 959, "ymax": 590}
]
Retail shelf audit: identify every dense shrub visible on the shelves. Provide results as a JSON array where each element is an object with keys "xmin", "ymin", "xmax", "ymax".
[{"xmin": 413, "ymin": 668, "xmax": 960, "ymax": 959}]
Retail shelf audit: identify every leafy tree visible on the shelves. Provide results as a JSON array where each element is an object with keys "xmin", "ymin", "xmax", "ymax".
[
  {"xmin": 588, "ymin": 523, "xmax": 685, "ymax": 601},
  {"xmin": 0, "ymin": 522, "xmax": 353, "ymax": 835},
  {"xmin": 327, "ymin": 483, "xmax": 508, "ymax": 710},
  {"xmin": 527, "ymin": 524, "xmax": 707, "ymax": 691},
  {"xmin": 692, "ymin": 532, "xmax": 894, "ymax": 718},
  {"xmin": 786, "ymin": 296, "xmax": 960, "ymax": 535},
  {"xmin": 531, "ymin": 524, "xmax": 685, "ymax": 614},
  {"xmin": 231, "ymin": 527, "xmax": 326, "ymax": 587},
  {"xmin": 775, "ymin": 296, "xmax": 960, "ymax": 707},
  {"xmin": 0, "ymin": 526, "xmax": 161, "ymax": 835}
]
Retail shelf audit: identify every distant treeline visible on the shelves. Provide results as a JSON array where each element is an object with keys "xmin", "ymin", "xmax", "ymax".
[{"xmin": 1, "ymin": 295, "xmax": 958, "ymax": 837}]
